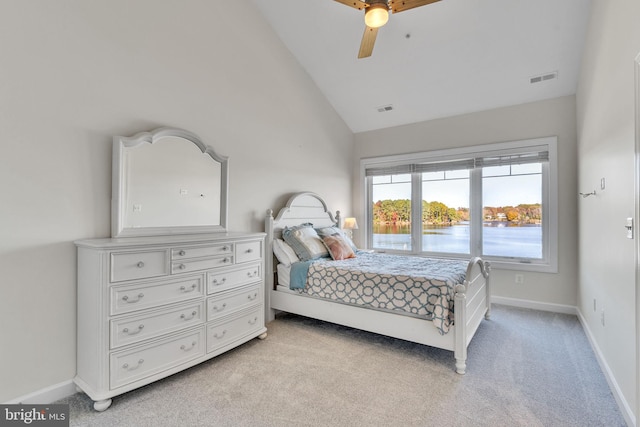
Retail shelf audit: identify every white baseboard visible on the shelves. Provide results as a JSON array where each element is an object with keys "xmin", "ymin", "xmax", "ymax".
[
  {"xmin": 491, "ymin": 296, "xmax": 577, "ymax": 315},
  {"xmin": 576, "ymin": 309, "xmax": 636, "ymax": 427},
  {"xmin": 4, "ymin": 380, "xmax": 77, "ymax": 405}
]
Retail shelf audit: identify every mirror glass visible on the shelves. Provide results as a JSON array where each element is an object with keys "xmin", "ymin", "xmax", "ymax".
[{"xmin": 112, "ymin": 128, "xmax": 228, "ymax": 237}]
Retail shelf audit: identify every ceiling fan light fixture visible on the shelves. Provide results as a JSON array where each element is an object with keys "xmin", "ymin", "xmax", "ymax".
[{"xmin": 364, "ymin": 4, "xmax": 389, "ymax": 28}]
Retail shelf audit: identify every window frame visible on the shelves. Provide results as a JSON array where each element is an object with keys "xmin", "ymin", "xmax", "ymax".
[{"xmin": 360, "ymin": 137, "xmax": 558, "ymax": 273}]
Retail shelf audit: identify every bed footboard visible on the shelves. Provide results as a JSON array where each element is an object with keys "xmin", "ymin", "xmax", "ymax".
[{"xmin": 453, "ymin": 257, "xmax": 491, "ymax": 374}]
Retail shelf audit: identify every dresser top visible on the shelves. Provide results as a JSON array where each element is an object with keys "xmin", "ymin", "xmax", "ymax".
[{"xmin": 75, "ymin": 231, "xmax": 266, "ymax": 249}]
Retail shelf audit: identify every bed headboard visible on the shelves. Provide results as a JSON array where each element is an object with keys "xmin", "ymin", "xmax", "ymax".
[
  {"xmin": 266, "ymin": 192, "xmax": 339, "ymax": 236},
  {"xmin": 264, "ymin": 192, "xmax": 340, "ymax": 316}
]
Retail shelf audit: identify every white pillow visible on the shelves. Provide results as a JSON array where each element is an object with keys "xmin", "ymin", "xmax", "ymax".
[{"xmin": 272, "ymin": 239, "xmax": 300, "ymax": 266}]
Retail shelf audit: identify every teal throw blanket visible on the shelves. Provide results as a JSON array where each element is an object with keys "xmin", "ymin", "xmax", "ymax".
[{"xmin": 289, "ymin": 260, "xmax": 313, "ymax": 290}]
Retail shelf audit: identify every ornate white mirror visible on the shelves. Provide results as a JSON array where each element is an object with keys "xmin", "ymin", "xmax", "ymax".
[{"xmin": 112, "ymin": 127, "xmax": 228, "ymax": 237}]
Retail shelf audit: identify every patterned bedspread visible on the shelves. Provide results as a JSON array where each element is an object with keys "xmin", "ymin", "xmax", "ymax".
[{"xmin": 295, "ymin": 252, "xmax": 468, "ymax": 335}]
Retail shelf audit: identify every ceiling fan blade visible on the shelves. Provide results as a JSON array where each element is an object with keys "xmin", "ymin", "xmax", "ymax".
[
  {"xmin": 389, "ymin": 0, "xmax": 440, "ymax": 14},
  {"xmin": 334, "ymin": 0, "xmax": 369, "ymax": 11},
  {"xmin": 358, "ymin": 26, "xmax": 378, "ymax": 58}
]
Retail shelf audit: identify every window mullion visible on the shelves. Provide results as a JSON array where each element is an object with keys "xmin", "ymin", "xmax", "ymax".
[
  {"xmin": 470, "ymin": 168, "xmax": 483, "ymax": 257},
  {"xmin": 411, "ymin": 172, "xmax": 422, "ymax": 253}
]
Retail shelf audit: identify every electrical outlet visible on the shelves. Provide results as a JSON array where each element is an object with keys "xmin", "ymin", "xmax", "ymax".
[{"xmin": 515, "ymin": 274, "xmax": 524, "ymax": 284}]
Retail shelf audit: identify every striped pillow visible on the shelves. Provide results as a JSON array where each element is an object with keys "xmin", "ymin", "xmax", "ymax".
[{"xmin": 282, "ymin": 223, "xmax": 329, "ymax": 261}]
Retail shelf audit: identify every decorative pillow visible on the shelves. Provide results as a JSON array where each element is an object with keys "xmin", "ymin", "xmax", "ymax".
[
  {"xmin": 282, "ymin": 223, "xmax": 329, "ymax": 261},
  {"xmin": 272, "ymin": 239, "xmax": 299, "ymax": 266},
  {"xmin": 322, "ymin": 234, "xmax": 356, "ymax": 260},
  {"xmin": 315, "ymin": 226, "xmax": 357, "ymax": 252}
]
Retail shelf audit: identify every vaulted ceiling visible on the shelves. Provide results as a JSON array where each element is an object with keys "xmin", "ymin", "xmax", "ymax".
[{"xmin": 252, "ymin": 0, "xmax": 592, "ymax": 133}]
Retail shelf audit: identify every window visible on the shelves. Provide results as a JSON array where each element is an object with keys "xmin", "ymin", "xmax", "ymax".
[
  {"xmin": 482, "ymin": 162, "xmax": 543, "ymax": 259},
  {"xmin": 421, "ymin": 168, "xmax": 470, "ymax": 255},
  {"xmin": 371, "ymin": 174, "xmax": 412, "ymax": 251},
  {"xmin": 361, "ymin": 137, "xmax": 557, "ymax": 272}
]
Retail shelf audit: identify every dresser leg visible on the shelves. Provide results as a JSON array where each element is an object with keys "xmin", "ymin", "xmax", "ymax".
[
  {"xmin": 258, "ymin": 331, "xmax": 268, "ymax": 340},
  {"xmin": 93, "ymin": 399, "xmax": 112, "ymax": 412}
]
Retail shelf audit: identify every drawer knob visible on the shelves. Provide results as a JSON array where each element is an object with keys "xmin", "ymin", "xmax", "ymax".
[
  {"xmin": 247, "ymin": 271, "xmax": 258, "ymax": 278},
  {"xmin": 178, "ymin": 264, "xmax": 186, "ymax": 270},
  {"xmin": 180, "ymin": 341, "xmax": 197, "ymax": 351},
  {"xmin": 213, "ymin": 330, "xmax": 227, "ymax": 339},
  {"xmin": 247, "ymin": 293, "xmax": 258, "ymax": 301},
  {"xmin": 246, "ymin": 248, "xmax": 253, "ymax": 253},
  {"xmin": 178, "ymin": 250, "xmax": 186, "ymax": 256},
  {"xmin": 212, "ymin": 303, "xmax": 227, "ymax": 312},
  {"xmin": 222, "ymin": 246, "xmax": 230, "ymax": 252},
  {"xmin": 179, "ymin": 283, "xmax": 197, "ymax": 293},
  {"xmin": 122, "ymin": 359, "xmax": 144, "ymax": 370},
  {"xmin": 222, "ymin": 257, "xmax": 230, "ymax": 264},
  {"xmin": 122, "ymin": 293, "xmax": 144, "ymax": 303},
  {"xmin": 180, "ymin": 311, "xmax": 198, "ymax": 321},
  {"xmin": 136, "ymin": 261, "xmax": 145, "ymax": 268},
  {"xmin": 123, "ymin": 324, "xmax": 144, "ymax": 335},
  {"xmin": 212, "ymin": 278, "xmax": 226, "ymax": 286},
  {"xmin": 248, "ymin": 317, "xmax": 258, "ymax": 325}
]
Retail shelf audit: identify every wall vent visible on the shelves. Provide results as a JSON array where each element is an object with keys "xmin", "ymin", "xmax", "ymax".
[
  {"xmin": 530, "ymin": 71, "xmax": 557, "ymax": 84},
  {"xmin": 377, "ymin": 104, "xmax": 394, "ymax": 113}
]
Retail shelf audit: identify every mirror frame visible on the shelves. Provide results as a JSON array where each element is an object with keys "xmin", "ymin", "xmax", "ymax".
[{"xmin": 111, "ymin": 127, "xmax": 229, "ymax": 237}]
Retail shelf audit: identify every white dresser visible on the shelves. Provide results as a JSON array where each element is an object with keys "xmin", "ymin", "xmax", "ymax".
[{"xmin": 74, "ymin": 232, "xmax": 266, "ymax": 411}]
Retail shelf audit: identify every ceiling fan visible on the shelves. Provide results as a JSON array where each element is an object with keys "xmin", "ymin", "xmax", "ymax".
[{"xmin": 334, "ymin": 0, "xmax": 441, "ymax": 58}]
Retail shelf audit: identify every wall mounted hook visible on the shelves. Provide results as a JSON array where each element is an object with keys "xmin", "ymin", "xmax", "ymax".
[{"xmin": 579, "ymin": 191, "xmax": 596, "ymax": 198}]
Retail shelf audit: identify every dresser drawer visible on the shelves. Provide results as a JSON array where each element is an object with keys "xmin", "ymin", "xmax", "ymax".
[
  {"xmin": 206, "ymin": 307, "xmax": 263, "ymax": 353},
  {"xmin": 110, "ymin": 301, "xmax": 205, "ymax": 349},
  {"xmin": 111, "ymin": 250, "xmax": 169, "ymax": 283},
  {"xmin": 171, "ymin": 244, "xmax": 233, "ymax": 260},
  {"xmin": 171, "ymin": 255, "xmax": 233, "ymax": 274},
  {"xmin": 207, "ymin": 264, "xmax": 261, "ymax": 294},
  {"xmin": 110, "ymin": 275, "xmax": 204, "ymax": 315},
  {"xmin": 235, "ymin": 240, "xmax": 262, "ymax": 264},
  {"xmin": 110, "ymin": 327, "xmax": 205, "ymax": 389},
  {"xmin": 207, "ymin": 284, "xmax": 260, "ymax": 321}
]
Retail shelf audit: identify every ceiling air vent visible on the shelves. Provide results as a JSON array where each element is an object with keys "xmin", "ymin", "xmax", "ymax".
[
  {"xmin": 530, "ymin": 71, "xmax": 558, "ymax": 84},
  {"xmin": 377, "ymin": 104, "xmax": 394, "ymax": 113}
]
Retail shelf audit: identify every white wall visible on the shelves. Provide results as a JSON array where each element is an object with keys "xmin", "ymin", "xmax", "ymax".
[
  {"xmin": 353, "ymin": 96, "xmax": 578, "ymax": 307},
  {"xmin": 576, "ymin": 0, "xmax": 640, "ymax": 421},
  {"xmin": 0, "ymin": 1, "xmax": 354, "ymax": 402}
]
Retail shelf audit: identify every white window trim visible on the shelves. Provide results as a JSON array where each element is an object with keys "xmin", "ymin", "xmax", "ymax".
[{"xmin": 360, "ymin": 136, "xmax": 558, "ymax": 273}]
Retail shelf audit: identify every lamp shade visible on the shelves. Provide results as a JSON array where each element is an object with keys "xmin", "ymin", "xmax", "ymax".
[
  {"xmin": 364, "ymin": 4, "xmax": 389, "ymax": 28},
  {"xmin": 343, "ymin": 217, "xmax": 359, "ymax": 230}
]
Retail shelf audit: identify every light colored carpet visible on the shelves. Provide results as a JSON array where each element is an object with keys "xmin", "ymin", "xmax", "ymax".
[{"xmin": 59, "ymin": 304, "xmax": 626, "ymax": 426}]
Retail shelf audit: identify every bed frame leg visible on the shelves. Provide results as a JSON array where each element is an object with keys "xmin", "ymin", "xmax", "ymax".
[
  {"xmin": 484, "ymin": 261, "xmax": 491, "ymax": 320},
  {"xmin": 454, "ymin": 283, "xmax": 467, "ymax": 375}
]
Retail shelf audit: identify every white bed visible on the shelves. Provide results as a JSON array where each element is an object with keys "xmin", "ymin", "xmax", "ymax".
[{"xmin": 265, "ymin": 192, "xmax": 491, "ymax": 374}]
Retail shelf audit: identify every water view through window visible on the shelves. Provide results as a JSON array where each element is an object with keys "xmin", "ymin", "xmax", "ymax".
[
  {"xmin": 372, "ymin": 222, "xmax": 542, "ymax": 258},
  {"xmin": 371, "ymin": 163, "xmax": 543, "ymax": 259}
]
